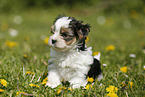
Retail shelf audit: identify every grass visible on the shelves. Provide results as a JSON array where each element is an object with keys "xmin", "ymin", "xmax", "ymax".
[{"xmin": 0, "ymin": 7, "xmax": 145, "ymax": 97}]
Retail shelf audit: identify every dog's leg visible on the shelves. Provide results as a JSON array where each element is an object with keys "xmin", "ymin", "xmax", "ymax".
[
  {"xmin": 46, "ymin": 70, "xmax": 61, "ymax": 88},
  {"xmin": 69, "ymin": 77, "xmax": 87, "ymax": 88}
]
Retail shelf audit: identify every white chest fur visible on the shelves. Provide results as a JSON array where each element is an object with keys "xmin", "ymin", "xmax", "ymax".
[{"xmin": 48, "ymin": 47, "xmax": 93, "ymax": 81}]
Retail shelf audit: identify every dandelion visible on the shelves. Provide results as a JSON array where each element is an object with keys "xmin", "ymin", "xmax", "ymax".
[
  {"xmin": 120, "ymin": 66, "xmax": 127, "ymax": 73},
  {"xmin": 106, "ymin": 85, "xmax": 118, "ymax": 93},
  {"xmin": 130, "ymin": 10, "xmax": 138, "ymax": 19},
  {"xmin": 107, "ymin": 92, "xmax": 118, "ymax": 97},
  {"xmin": 0, "ymin": 79, "xmax": 7, "ymax": 87},
  {"xmin": 106, "ymin": 85, "xmax": 118, "ymax": 97},
  {"xmin": 129, "ymin": 81, "xmax": 134, "ymax": 88},
  {"xmin": 85, "ymin": 37, "xmax": 89, "ymax": 42},
  {"xmin": 23, "ymin": 54, "xmax": 27, "ymax": 58},
  {"xmin": 0, "ymin": 61, "xmax": 2, "ymax": 64},
  {"xmin": 16, "ymin": 91, "xmax": 26, "ymax": 96},
  {"xmin": 93, "ymin": 51, "xmax": 100, "ymax": 56},
  {"xmin": 29, "ymin": 83, "xmax": 39, "ymax": 88},
  {"xmin": 0, "ymin": 89, "xmax": 4, "ymax": 92},
  {"xmin": 121, "ymin": 81, "xmax": 127, "ymax": 87},
  {"xmin": 34, "ymin": 84, "xmax": 40, "ymax": 88},
  {"xmin": 121, "ymin": 81, "xmax": 134, "ymax": 89},
  {"xmin": 26, "ymin": 71, "xmax": 34, "ymax": 75},
  {"xmin": 105, "ymin": 45, "xmax": 115, "ymax": 51},
  {"xmin": 5, "ymin": 41, "xmax": 18, "ymax": 48},
  {"xmin": 1, "ymin": 22, "xmax": 8, "ymax": 31},
  {"xmin": 42, "ymin": 77, "xmax": 48, "ymax": 85},
  {"xmin": 85, "ymin": 84, "xmax": 93, "ymax": 89},
  {"xmin": 68, "ymin": 87, "xmax": 73, "ymax": 91},
  {"xmin": 87, "ymin": 77, "xmax": 94, "ymax": 83},
  {"xmin": 57, "ymin": 87, "xmax": 67, "ymax": 94},
  {"xmin": 57, "ymin": 89, "xmax": 62, "ymax": 94},
  {"xmin": 44, "ymin": 37, "xmax": 49, "ymax": 44}
]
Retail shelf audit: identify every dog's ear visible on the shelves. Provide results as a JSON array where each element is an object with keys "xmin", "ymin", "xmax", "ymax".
[
  {"xmin": 70, "ymin": 19, "xmax": 90, "ymax": 40},
  {"xmin": 76, "ymin": 23, "xmax": 90, "ymax": 40}
]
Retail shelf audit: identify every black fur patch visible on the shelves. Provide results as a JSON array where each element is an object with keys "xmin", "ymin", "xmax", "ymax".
[
  {"xmin": 69, "ymin": 17, "xmax": 90, "ymax": 51},
  {"xmin": 77, "ymin": 39, "xmax": 87, "ymax": 51},
  {"xmin": 87, "ymin": 58, "xmax": 102, "ymax": 80}
]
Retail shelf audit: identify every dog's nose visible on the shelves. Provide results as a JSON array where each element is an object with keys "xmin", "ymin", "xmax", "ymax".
[{"xmin": 52, "ymin": 39, "xmax": 57, "ymax": 44}]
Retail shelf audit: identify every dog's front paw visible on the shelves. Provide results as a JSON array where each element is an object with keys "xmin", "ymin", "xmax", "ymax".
[
  {"xmin": 46, "ymin": 82, "xmax": 60, "ymax": 88},
  {"xmin": 46, "ymin": 70, "xmax": 61, "ymax": 88}
]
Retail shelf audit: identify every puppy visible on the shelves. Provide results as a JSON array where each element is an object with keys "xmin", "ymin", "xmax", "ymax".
[{"xmin": 46, "ymin": 15, "xmax": 103, "ymax": 88}]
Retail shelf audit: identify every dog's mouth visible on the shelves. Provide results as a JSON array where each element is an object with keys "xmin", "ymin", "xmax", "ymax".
[
  {"xmin": 50, "ymin": 44, "xmax": 68, "ymax": 52},
  {"xmin": 52, "ymin": 46, "xmax": 65, "ymax": 51}
]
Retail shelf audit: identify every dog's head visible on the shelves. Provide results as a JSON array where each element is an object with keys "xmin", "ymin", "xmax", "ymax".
[{"xmin": 48, "ymin": 15, "xmax": 90, "ymax": 51}]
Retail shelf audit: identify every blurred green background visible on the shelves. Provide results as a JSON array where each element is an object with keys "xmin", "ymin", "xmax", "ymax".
[{"xmin": 0, "ymin": 0, "xmax": 145, "ymax": 54}]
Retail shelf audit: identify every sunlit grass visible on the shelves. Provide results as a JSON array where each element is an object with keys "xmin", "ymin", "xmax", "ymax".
[{"xmin": 0, "ymin": 8, "xmax": 145, "ymax": 96}]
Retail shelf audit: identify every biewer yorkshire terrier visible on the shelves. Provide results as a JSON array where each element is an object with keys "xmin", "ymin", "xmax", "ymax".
[{"xmin": 46, "ymin": 15, "xmax": 103, "ymax": 88}]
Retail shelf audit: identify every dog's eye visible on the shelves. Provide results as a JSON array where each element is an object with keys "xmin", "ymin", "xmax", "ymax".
[{"xmin": 61, "ymin": 33, "xmax": 68, "ymax": 37}]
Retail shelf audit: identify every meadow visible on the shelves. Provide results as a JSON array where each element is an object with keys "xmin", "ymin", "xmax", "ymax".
[{"xmin": 0, "ymin": 6, "xmax": 145, "ymax": 97}]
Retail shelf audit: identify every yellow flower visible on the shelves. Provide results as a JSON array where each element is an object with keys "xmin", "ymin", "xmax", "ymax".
[
  {"xmin": 29, "ymin": 83, "xmax": 39, "ymax": 88},
  {"xmin": 105, "ymin": 45, "xmax": 115, "ymax": 51},
  {"xmin": 59, "ymin": 87, "xmax": 67, "ymax": 90},
  {"xmin": 85, "ymin": 84, "xmax": 93, "ymax": 89},
  {"xmin": 23, "ymin": 54, "xmax": 27, "ymax": 58},
  {"xmin": 121, "ymin": 81, "xmax": 127, "ymax": 87},
  {"xmin": 1, "ymin": 22, "xmax": 8, "ymax": 31},
  {"xmin": 0, "ymin": 79, "xmax": 7, "ymax": 87},
  {"xmin": 87, "ymin": 77, "xmax": 94, "ymax": 83},
  {"xmin": 57, "ymin": 87, "xmax": 67, "ymax": 94},
  {"xmin": 5, "ymin": 41, "xmax": 18, "ymax": 48},
  {"xmin": 107, "ymin": 92, "xmax": 118, "ymax": 97},
  {"xmin": 26, "ymin": 71, "xmax": 34, "ymax": 75},
  {"xmin": 0, "ymin": 89, "xmax": 4, "ymax": 92},
  {"xmin": 85, "ymin": 37, "xmax": 89, "ymax": 42},
  {"xmin": 0, "ymin": 61, "xmax": 2, "ymax": 64},
  {"xmin": 68, "ymin": 87, "xmax": 73, "ymax": 91},
  {"xmin": 34, "ymin": 84, "xmax": 39, "ymax": 88},
  {"xmin": 143, "ymin": 66, "xmax": 145, "ymax": 70},
  {"xmin": 42, "ymin": 77, "xmax": 48, "ymax": 85},
  {"xmin": 93, "ymin": 52, "xmax": 100, "ymax": 56},
  {"xmin": 106, "ymin": 85, "xmax": 118, "ymax": 93},
  {"xmin": 120, "ymin": 66, "xmax": 127, "ymax": 73},
  {"xmin": 29, "ymin": 83, "xmax": 34, "ymax": 87},
  {"xmin": 129, "ymin": 81, "xmax": 134, "ymax": 88},
  {"xmin": 130, "ymin": 10, "xmax": 138, "ymax": 19},
  {"xmin": 44, "ymin": 37, "xmax": 49, "ymax": 44},
  {"xmin": 16, "ymin": 91, "xmax": 26, "ymax": 96},
  {"xmin": 57, "ymin": 89, "xmax": 62, "ymax": 94}
]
